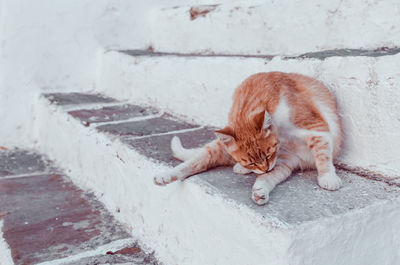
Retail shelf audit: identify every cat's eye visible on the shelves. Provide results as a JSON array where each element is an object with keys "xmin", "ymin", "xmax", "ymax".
[{"xmin": 246, "ymin": 163, "xmax": 256, "ymax": 167}]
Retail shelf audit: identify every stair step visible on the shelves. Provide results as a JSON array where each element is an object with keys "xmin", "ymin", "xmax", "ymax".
[
  {"xmin": 99, "ymin": 50, "xmax": 400, "ymax": 176},
  {"xmin": 0, "ymin": 148, "xmax": 160, "ymax": 265},
  {"xmin": 97, "ymin": 115, "xmax": 199, "ymax": 137},
  {"xmin": 147, "ymin": 2, "xmax": 400, "ymax": 55},
  {"xmin": 35, "ymin": 92, "xmax": 400, "ymax": 265},
  {"xmin": 121, "ymin": 47, "xmax": 400, "ymax": 61},
  {"xmin": 0, "ymin": 148, "xmax": 56, "ymax": 177},
  {"xmin": 44, "ymin": 92, "xmax": 117, "ymax": 106},
  {"xmin": 68, "ymin": 104, "xmax": 159, "ymax": 126}
]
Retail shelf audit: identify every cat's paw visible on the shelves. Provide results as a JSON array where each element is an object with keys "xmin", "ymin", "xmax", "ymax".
[
  {"xmin": 233, "ymin": 163, "xmax": 252, "ymax": 175},
  {"xmin": 154, "ymin": 171, "xmax": 180, "ymax": 186},
  {"xmin": 251, "ymin": 179, "xmax": 273, "ymax": 206},
  {"xmin": 318, "ymin": 172, "xmax": 342, "ymax": 191}
]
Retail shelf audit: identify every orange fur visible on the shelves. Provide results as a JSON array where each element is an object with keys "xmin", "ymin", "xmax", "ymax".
[{"xmin": 155, "ymin": 72, "xmax": 343, "ymax": 205}]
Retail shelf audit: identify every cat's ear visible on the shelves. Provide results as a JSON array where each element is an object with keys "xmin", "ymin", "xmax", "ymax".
[
  {"xmin": 215, "ymin": 126, "xmax": 236, "ymax": 145},
  {"xmin": 251, "ymin": 108, "xmax": 272, "ymax": 132},
  {"xmin": 262, "ymin": 111, "xmax": 272, "ymax": 130}
]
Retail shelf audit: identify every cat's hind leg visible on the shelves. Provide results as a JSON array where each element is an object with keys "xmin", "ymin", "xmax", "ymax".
[
  {"xmin": 305, "ymin": 135, "xmax": 342, "ymax": 190},
  {"xmin": 251, "ymin": 152, "xmax": 300, "ymax": 205},
  {"xmin": 154, "ymin": 138, "xmax": 234, "ymax": 186}
]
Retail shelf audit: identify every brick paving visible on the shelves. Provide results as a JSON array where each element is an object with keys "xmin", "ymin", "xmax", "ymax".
[
  {"xmin": 97, "ymin": 114, "xmax": 199, "ymax": 137},
  {"xmin": 68, "ymin": 104, "xmax": 159, "ymax": 126},
  {"xmin": 63, "ymin": 243, "xmax": 159, "ymax": 265},
  {"xmin": 44, "ymin": 92, "xmax": 117, "ymax": 106},
  {"xmin": 0, "ymin": 148, "xmax": 161, "ymax": 265}
]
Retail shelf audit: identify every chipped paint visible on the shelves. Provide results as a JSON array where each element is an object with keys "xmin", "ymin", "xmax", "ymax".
[{"xmin": 189, "ymin": 5, "xmax": 218, "ymax": 20}]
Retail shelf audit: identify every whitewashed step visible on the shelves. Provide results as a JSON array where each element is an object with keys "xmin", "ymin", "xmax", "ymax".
[
  {"xmin": 34, "ymin": 92, "xmax": 400, "ymax": 265},
  {"xmin": 147, "ymin": 1, "xmax": 400, "ymax": 55},
  {"xmin": 98, "ymin": 49, "xmax": 400, "ymax": 176}
]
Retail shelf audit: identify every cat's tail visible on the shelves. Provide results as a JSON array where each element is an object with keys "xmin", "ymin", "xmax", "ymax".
[
  {"xmin": 171, "ymin": 136, "xmax": 202, "ymax": 161},
  {"xmin": 155, "ymin": 136, "xmax": 234, "ymax": 185}
]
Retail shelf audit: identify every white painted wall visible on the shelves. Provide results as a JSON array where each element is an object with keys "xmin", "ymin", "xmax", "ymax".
[
  {"xmin": 0, "ymin": 0, "xmax": 153, "ymax": 146},
  {"xmin": 1, "ymin": 0, "xmax": 399, "ymax": 173},
  {"xmin": 0, "ymin": 0, "xmax": 240, "ymax": 147},
  {"xmin": 150, "ymin": 0, "xmax": 400, "ymax": 55}
]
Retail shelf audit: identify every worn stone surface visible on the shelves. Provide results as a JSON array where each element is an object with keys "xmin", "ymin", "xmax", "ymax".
[
  {"xmin": 121, "ymin": 49, "xmax": 274, "ymax": 60},
  {"xmin": 121, "ymin": 47, "xmax": 400, "ymax": 61},
  {"xmin": 195, "ymin": 167, "xmax": 400, "ymax": 225},
  {"xmin": 44, "ymin": 93, "xmax": 117, "ymax": 106},
  {"xmin": 0, "ymin": 174, "xmax": 130, "ymax": 265},
  {"xmin": 97, "ymin": 115, "xmax": 199, "ymax": 137},
  {"xmin": 120, "ymin": 120, "xmax": 400, "ymax": 225},
  {"xmin": 125, "ymin": 127, "xmax": 216, "ymax": 166},
  {"xmin": 68, "ymin": 104, "xmax": 159, "ymax": 125},
  {"xmin": 0, "ymin": 148, "xmax": 55, "ymax": 177},
  {"xmin": 294, "ymin": 47, "xmax": 400, "ymax": 60},
  {"xmin": 64, "ymin": 243, "xmax": 160, "ymax": 265}
]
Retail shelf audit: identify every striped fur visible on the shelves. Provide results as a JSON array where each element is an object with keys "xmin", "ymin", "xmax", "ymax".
[{"xmin": 154, "ymin": 72, "xmax": 343, "ymax": 205}]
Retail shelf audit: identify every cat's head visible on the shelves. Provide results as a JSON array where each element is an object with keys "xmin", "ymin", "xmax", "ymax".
[{"xmin": 216, "ymin": 109, "xmax": 279, "ymax": 174}]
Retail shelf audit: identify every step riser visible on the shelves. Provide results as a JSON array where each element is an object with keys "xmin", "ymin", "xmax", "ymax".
[
  {"xmin": 99, "ymin": 51, "xmax": 400, "ymax": 176},
  {"xmin": 148, "ymin": 1, "xmax": 400, "ymax": 55},
  {"xmin": 34, "ymin": 99, "xmax": 293, "ymax": 265},
  {"xmin": 290, "ymin": 200, "xmax": 400, "ymax": 265},
  {"xmin": 36, "ymin": 93, "xmax": 400, "ymax": 265}
]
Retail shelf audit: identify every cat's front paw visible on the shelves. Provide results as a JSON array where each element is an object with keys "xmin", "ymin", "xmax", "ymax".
[
  {"xmin": 318, "ymin": 172, "xmax": 342, "ymax": 191},
  {"xmin": 154, "ymin": 171, "xmax": 180, "ymax": 186},
  {"xmin": 251, "ymin": 179, "xmax": 273, "ymax": 206},
  {"xmin": 233, "ymin": 163, "xmax": 252, "ymax": 175}
]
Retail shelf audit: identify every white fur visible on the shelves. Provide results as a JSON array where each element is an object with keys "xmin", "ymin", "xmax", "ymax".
[
  {"xmin": 271, "ymin": 97, "xmax": 292, "ymax": 130},
  {"xmin": 251, "ymin": 178, "xmax": 274, "ymax": 205},
  {"xmin": 155, "ymin": 140, "xmax": 214, "ymax": 185},
  {"xmin": 251, "ymin": 151, "xmax": 301, "ymax": 205},
  {"xmin": 272, "ymin": 96, "xmax": 316, "ymax": 167},
  {"xmin": 318, "ymin": 167, "xmax": 342, "ymax": 190},
  {"xmin": 171, "ymin": 136, "xmax": 201, "ymax": 161},
  {"xmin": 154, "ymin": 169, "xmax": 180, "ymax": 186},
  {"xmin": 253, "ymin": 93, "xmax": 342, "ymax": 202},
  {"xmin": 233, "ymin": 163, "xmax": 252, "ymax": 174}
]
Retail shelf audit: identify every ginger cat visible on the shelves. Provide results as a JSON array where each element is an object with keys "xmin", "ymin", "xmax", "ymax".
[{"xmin": 154, "ymin": 72, "xmax": 342, "ymax": 205}]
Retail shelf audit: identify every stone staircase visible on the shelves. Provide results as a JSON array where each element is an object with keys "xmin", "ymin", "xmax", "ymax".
[
  {"xmin": 26, "ymin": 91, "xmax": 400, "ymax": 265},
  {"xmin": 99, "ymin": 47, "xmax": 400, "ymax": 177},
  {"xmin": 0, "ymin": 148, "xmax": 160, "ymax": 265},
  {"xmin": 2, "ymin": 1, "xmax": 400, "ymax": 264}
]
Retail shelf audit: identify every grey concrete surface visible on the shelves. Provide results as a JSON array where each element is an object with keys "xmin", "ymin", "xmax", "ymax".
[
  {"xmin": 44, "ymin": 93, "xmax": 117, "ymax": 106},
  {"xmin": 195, "ymin": 167, "xmax": 400, "ymax": 225},
  {"xmin": 125, "ymin": 127, "xmax": 216, "ymax": 166},
  {"xmin": 97, "ymin": 115, "xmax": 199, "ymax": 137},
  {"xmin": 0, "ymin": 148, "xmax": 56, "ymax": 177}
]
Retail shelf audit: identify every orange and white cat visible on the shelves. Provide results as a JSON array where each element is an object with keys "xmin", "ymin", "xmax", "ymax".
[{"xmin": 154, "ymin": 72, "xmax": 342, "ymax": 205}]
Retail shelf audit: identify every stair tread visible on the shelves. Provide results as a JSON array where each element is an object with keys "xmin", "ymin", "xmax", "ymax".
[
  {"xmin": 42, "ymin": 92, "xmax": 400, "ymax": 227},
  {"xmin": 0, "ymin": 148, "xmax": 159, "ymax": 265},
  {"xmin": 121, "ymin": 47, "xmax": 400, "ymax": 61}
]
